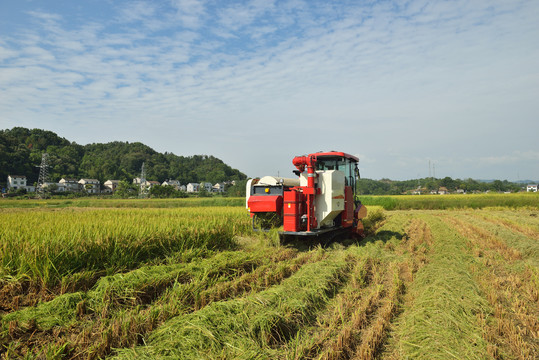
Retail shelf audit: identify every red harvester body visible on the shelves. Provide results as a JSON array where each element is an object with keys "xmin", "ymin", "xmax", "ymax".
[{"xmin": 246, "ymin": 151, "xmax": 367, "ymax": 239}]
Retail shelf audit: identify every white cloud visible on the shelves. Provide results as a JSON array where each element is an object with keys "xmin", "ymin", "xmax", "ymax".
[
  {"xmin": 171, "ymin": 0, "xmax": 206, "ymax": 29},
  {"xmin": 117, "ymin": 1, "xmax": 157, "ymax": 23},
  {"xmin": 217, "ymin": 0, "xmax": 276, "ymax": 31}
]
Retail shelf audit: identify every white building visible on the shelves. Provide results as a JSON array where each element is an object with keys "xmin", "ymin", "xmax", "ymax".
[
  {"xmin": 186, "ymin": 183, "xmax": 200, "ymax": 192},
  {"xmin": 104, "ymin": 180, "xmax": 121, "ymax": 193},
  {"xmin": 162, "ymin": 180, "xmax": 181, "ymax": 189},
  {"xmin": 527, "ymin": 184, "xmax": 538, "ymax": 192},
  {"xmin": 201, "ymin": 182, "xmax": 213, "ymax": 192},
  {"xmin": 212, "ymin": 183, "xmax": 225, "ymax": 193},
  {"xmin": 59, "ymin": 178, "xmax": 81, "ymax": 192},
  {"xmin": 179, "ymin": 184, "xmax": 187, "ymax": 192},
  {"xmin": 79, "ymin": 179, "xmax": 100, "ymax": 194},
  {"xmin": 438, "ymin": 187, "xmax": 449, "ymax": 195},
  {"xmin": 42, "ymin": 182, "xmax": 67, "ymax": 193},
  {"xmin": 7, "ymin": 175, "xmax": 27, "ymax": 190}
]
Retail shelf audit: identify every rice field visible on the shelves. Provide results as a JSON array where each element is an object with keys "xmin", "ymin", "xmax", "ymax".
[{"xmin": 0, "ymin": 195, "xmax": 538, "ymax": 359}]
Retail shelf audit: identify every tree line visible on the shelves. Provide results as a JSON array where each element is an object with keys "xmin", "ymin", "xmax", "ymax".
[
  {"xmin": 358, "ymin": 177, "xmax": 524, "ymax": 195},
  {"xmin": 0, "ymin": 127, "xmax": 247, "ymax": 187}
]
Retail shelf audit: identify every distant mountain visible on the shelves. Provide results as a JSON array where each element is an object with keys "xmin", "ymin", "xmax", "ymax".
[
  {"xmin": 0, "ymin": 127, "xmax": 246, "ymax": 185},
  {"xmin": 513, "ymin": 180, "xmax": 539, "ymax": 184},
  {"xmin": 477, "ymin": 179, "xmax": 538, "ymax": 184}
]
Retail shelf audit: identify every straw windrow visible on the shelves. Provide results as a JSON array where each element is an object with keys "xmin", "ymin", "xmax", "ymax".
[{"xmin": 112, "ymin": 252, "xmax": 350, "ymax": 359}]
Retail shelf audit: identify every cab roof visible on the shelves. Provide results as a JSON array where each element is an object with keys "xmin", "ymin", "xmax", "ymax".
[{"xmin": 310, "ymin": 151, "xmax": 359, "ymax": 162}]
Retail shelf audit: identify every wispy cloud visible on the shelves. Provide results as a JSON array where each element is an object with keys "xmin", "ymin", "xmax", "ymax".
[{"xmin": 171, "ymin": 0, "xmax": 207, "ymax": 29}]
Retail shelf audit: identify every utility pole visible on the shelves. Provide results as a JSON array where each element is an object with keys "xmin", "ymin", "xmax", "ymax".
[{"xmin": 36, "ymin": 153, "xmax": 49, "ymax": 199}]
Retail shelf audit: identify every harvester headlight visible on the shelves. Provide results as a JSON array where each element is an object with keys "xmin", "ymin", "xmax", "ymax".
[{"xmin": 265, "ymin": 188, "xmax": 270, "ymax": 193}]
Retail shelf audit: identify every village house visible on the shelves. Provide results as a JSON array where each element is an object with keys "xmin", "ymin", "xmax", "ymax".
[
  {"xmin": 212, "ymin": 182, "xmax": 225, "ymax": 193},
  {"xmin": 79, "ymin": 179, "xmax": 100, "ymax": 194},
  {"xmin": 162, "ymin": 180, "xmax": 181, "ymax": 189},
  {"xmin": 43, "ymin": 182, "xmax": 67, "ymax": 193},
  {"xmin": 527, "ymin": 184, "xmax": 538, "ymax": 192},
  {"xmin": 179, "ymin": 184, "xmax": 187, "ymax": 192},
  {"xmin": 438, "ymin": 187, "xmax": 449, "ymax": 195},
  {"xmin": 186, "ymin": 183, "xmax": 200, "ymax": 192},
  {"xmin": 7, "ymin": 175, "xmax": 27, "ymax": 190},
  {"xmin": 59, "ymin": 178, "xmax": 81, "ymax": 192},
  {"xmin": 200, "ymin": 182, "xmax": 213, "ymax": 192},
  {"xmin": 133, "ymin": 178, "xmax": 160, "ymax": 188},
  {"xmin": 104, "ymin": 180, "xmax": 121, "ymax": 193}
]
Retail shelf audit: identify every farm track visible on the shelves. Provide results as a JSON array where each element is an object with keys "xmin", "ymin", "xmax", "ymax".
[{"xmin": 1, "ymin": 202, "xmax": 538, "ymax": 359}]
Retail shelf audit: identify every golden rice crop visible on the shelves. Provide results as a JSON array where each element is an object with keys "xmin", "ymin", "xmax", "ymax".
[{"xmin": 0, "ymin": 207, "xmax": 251, "ymax": 287}]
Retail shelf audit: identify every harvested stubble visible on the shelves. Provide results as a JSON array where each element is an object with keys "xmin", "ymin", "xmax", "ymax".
[
  {"xmin": 315, "ymin": 259, "xmax": 387, "ymax": 360},
  {"xmin": 446, "ymin": 215, "xmax": 539, "ymax": 359},
  {"xmin": 267, "ymin": 212, "xmax": 414, "ymax": 360},
  {"xmin": 354, "ymin": 265, "xmax": 404, "ymax": 360},
  {"xmin": 463, "ymin": 211, "xmax": 539, "ymax": 266},
  {"xmin": 285, "ymin": 256, "xmax": 383, "ymax": 360},
  {"xmin": 475, "ymin": 208, "xmax": 539, "ymax": 232}
]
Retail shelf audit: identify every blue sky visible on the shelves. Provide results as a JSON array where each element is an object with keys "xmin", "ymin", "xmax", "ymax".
[{"xmin": 1, "ymin": 0, "xmax": 538, "ymax": 181}]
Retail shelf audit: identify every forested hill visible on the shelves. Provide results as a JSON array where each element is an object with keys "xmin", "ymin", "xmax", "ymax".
[{"xmin": 0, "ymin": 127, "xmax": 247, "ymax": 185}]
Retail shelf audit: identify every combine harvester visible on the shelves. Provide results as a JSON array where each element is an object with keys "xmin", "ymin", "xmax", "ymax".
[{"xmin": 246, "ymin": 151, "xmax": 367, "ymax": 241}]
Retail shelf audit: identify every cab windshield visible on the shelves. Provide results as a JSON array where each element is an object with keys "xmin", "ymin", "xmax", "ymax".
[{"xmin": 316, "ymin": 156, "xmax": 358, "ymax": 194}]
